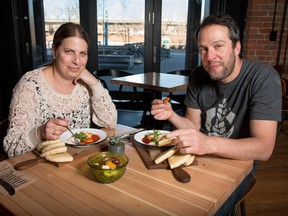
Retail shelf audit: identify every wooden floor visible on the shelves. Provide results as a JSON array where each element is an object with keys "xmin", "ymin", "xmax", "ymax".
[{"xmin": 236, "ymin": 131, "xmax": 288, "ymax": 216}]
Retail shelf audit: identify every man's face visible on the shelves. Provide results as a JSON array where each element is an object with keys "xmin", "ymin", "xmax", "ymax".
[{"xmin": 197, "ymin": 25, "xmax": 241, "ymax": 83}]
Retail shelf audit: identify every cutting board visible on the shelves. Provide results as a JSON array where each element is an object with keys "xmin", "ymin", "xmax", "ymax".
[
  {"xmin": 132, "ymin": 138, "xmax": 172, "ymax": 170},
  {"xmin": 14, "ymin": 139, "xmax": 109, "ymax": 170},
  {"xmin": 132, "ymin": 138, "xmax": 197, "ymax": 183},
  {"xmin": 132, "ymin": 138, "xmax": 198, "ymax": 169}
]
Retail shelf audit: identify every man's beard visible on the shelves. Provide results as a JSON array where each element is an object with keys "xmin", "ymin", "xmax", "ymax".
[{"xmin": 205, "ymin": 54, "xmax": 236, "ymax": 82}]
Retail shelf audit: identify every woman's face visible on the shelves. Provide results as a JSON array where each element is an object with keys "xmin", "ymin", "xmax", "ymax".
[{"xmin": 53, "ymin": 36, "xmax": 88, "ymax": 80}]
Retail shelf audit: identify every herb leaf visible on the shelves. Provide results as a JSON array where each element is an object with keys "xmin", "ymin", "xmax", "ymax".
[
  {"xmin": 74, "ymin": 132, "xmax": 87, "ymax": 142},
  {"xmin": 153, "ymin": 130, "xmax": 159, "ymax": 143}
]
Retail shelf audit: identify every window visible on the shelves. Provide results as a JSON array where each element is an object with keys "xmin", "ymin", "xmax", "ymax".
[{"xmin": 23, "ymin": 0, "xmax": 215, "ymax": 74}]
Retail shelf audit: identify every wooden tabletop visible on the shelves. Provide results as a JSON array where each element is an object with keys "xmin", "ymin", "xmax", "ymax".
[
  {"xmin": 111, "ymin": 72, "xmax": 188, "ymax": 93},
  {"xmin": 0, "ymin": 124, "xmax": 253, "ymax": 216}
]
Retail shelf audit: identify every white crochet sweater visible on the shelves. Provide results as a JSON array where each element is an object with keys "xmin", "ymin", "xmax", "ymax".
[{"xmin": 4, "ymin": 67, "xmax": 117, "ymax": 157}]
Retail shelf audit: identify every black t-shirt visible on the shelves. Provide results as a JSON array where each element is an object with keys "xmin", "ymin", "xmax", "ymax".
[{"xmin": 185, "ymin": 59, "xmax": 282, "ymax": 139}]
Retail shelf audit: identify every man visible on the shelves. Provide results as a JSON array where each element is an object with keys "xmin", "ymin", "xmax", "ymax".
[{"xmin": 151, "ymin": 14, "xmax": 282, "ymax": 215}]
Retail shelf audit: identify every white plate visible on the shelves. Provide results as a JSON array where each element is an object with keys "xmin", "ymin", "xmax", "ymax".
[
  {"xmin": 133, "ymin": 130, "xmax": 171, "ymax": 146},
  {"xmin": 60, "ymin": 128, "xmax": 107, "ymax": 148}
]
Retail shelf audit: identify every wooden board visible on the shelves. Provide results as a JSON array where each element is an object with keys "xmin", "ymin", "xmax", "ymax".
[
  {"xmin": 132, "ymin": 138, "xmax": 198, "ymax": 169},
  {"xmin": 132, "ymin": 138, "xmax": 172, "ymax": 170},
  {"xmin": 132, "ymin": 138, "xmax": 199, "ymax": 183},
  {"xmin": 14, "ymin": 139, "xmax": 110, "ymax": 170}
]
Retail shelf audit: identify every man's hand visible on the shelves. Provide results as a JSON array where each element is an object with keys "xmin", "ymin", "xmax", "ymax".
[
  {"xmin": 151, "ymin": 99, "xmax": 173, "ymax": 120},
  {"xmin": 166, "ymin": 129, "xmax": 210, "ymax": 155}
]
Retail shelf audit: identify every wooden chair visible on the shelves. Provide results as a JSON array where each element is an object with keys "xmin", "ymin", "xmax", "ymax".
[
  {"xmin": 109, "ymin": 91, "xmax": 153, "ymax": 129},
  {"xmin": 93, "ymin": 69, "xmax": 137, "ymax": 92},
  {"xmin": 231, "ymin": 177, "xmax": 257, "ymax": 216},
  {"xmin": 273, "ymin": 65, "xmax": 288, "ymax": 133},
  {"xmin": 0, "ymin": 119, "xmax": 8, "ymax": 161}
]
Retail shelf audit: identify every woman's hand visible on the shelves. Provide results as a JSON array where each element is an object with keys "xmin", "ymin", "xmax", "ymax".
[
  {"xmin": 73, "ymin": 68, "xmax": 99, "ymax": 86},
  {"xmin": 37, "ymin": 118, "xmax": 69, "ymax": 141},
  {"xmin": 150, "ymin": 99, "xmax": 173, "ymax": 120}
]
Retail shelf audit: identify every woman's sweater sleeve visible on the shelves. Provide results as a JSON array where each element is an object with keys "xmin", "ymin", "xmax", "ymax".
[
  {"xmin": 3, "ymin": 80, "xmax": 42, "ymax": 157},
  {"xmin": 90, "ymin": 82, "xmax": 117, "ymax": 128}
]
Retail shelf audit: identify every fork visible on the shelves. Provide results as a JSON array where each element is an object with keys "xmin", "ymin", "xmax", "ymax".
[{"xmin": 65, "ymin": 126, "xmax": 81, "ymax": 144}]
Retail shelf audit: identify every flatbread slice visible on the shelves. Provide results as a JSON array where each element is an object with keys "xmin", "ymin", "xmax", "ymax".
[
  {"xmin": 40, "ymin": 146, "xmax": 67, "ymax": 157},
  {"xmin": 183, "ymin": 154, "xmax": 196, "ymax": 166},
  {"xmin": 45, "ymin": 152, "xmax": 73, "ymax": 162},
  {"xmin": 41, "ymin": 142, "xmax": 65, "ymax": 153},
  {"xmin": 156, "ymin": 134, "xmax": 166, "ymax": 142},
  {"xmin": 168, "ymin": 152, "xmax": 191, "ymax": 169},
  {"xmin": 157, "ymin": 136, "xmax": 174, "ymax": 147},
  {"xmin": 154, "ymin": 146, "xmax": 177, "ymax": 164},
  {"xmin": 37, "ymin": 139, "xmax": 62, "ymax": 151}
]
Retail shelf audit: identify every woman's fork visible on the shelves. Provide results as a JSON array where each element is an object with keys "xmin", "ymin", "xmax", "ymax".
[{"xmin": 65, "ymin": 126, "xmax": 81, "ymax": 144}]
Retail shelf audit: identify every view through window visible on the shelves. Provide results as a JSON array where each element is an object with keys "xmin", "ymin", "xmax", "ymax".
[
  {"xmin": 44, "ymin": 0, "xmax": 80, "ymax": 62},
  {"xmin": 161, "ymin": 0, "xmax": 188, "ymax": 73},
  {"xmin": 97, "ymin": 0, "xmax": 145, "ymax": 74},
  {"xmin": 43, "ymin": 0, "xmax": 189, "ymax": 74}
]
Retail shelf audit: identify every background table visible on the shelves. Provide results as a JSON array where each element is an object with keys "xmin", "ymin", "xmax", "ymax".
[
  {"xmin": 111, "ymin": 72, "xmax": 189, "ymax": 128},
  {"xmin": 0, "ymin": 125, "xmax": 253, "ymax": 216},
  {"xmin": 111, "ymin": 72, "xmax": 188, "ymax": 95}
]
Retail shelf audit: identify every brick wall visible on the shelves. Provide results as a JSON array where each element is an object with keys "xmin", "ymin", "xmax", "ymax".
[{"xmin": 243, "ymin": 0, "xmax": 288, "ymax": 66}]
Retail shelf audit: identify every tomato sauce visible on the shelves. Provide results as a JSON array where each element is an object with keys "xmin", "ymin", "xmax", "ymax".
[{"xmin": 80, "ymin": 132, "xmax": 100, "ymax": 144}]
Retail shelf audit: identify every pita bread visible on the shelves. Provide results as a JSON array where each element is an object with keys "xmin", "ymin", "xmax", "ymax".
[
  {"xmin": 157, "ymin": 136, "xmax": 174, "ymax": 147},
  {"xmin": 168, "ymin": 152, "xmax": 191, "ymax": 169},
  {"xmin": 157, "ymin": 134, "xmax": 166, "ymax": 142},
  {"xmin": 154, "ymin": 146, "xmax": 177, "ymax": 164},
  {"xmin": 183, "ymin": 154, "xmax": 196, "ymax": 166},
  {"xmin": 45, "ymin": 152, "xmax": 73, "ymax": 162},
  {"xmin": 37, "ymin": 139, "xmax": 62, "ymax": 151},
  {"xmin": 40, "ymin": 146, "xmax": 67, "ymax": 157},
  {"xmin": 41, "ymin": 142, "xmax": 65, "ymax": 153}
]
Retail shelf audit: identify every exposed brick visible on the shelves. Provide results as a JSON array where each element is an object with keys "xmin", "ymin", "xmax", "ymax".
[{"xmin": 244, "ymin": 0, "xmax": 288, "ymax": 65}]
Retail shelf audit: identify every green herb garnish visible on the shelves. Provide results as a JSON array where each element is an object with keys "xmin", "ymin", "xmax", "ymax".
[
  {"xmin": 74, "ymin": 132, "xmax": 87, "ymax": 142},
  {"xmin": 153, "ymin": 129, "xmax": 159, "ymax": 143}
]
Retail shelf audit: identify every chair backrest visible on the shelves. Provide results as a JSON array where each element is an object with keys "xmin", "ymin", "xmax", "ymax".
[
  {"xmin": 109, "ymin": 91, "xmax": 152, "ymax": 111},
  {"xmin": 0, "ymin": 119, "xmax": 8, "ymax": 160},
  {"xmin": 274, "ymin": 65, "xmax": 288, "ymax": 94},
  {"xmin": 167, "ymin": 69, "xmax": 191, "ymax": 76},
  {"xmin": 93, "ymin": 69, "xmax": 136, "ymax": 91},
  {"xmin": 273, "ymin": 65, "xmax": 288, "ymax": 76},
  {"xmin": 274, "ymin": 65, "xmax": 288, "ymax": 111},
  {"xmin": 109, "ymin": 91, "xmax": 153, "ymax": 128},
  {"xmin": 94, "ymin": 69, "xmax": 133, "ymax": 77}
]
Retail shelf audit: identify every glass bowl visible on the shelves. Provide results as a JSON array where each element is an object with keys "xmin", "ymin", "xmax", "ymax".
[{"xmin": 87, "ymin": 152, "xmax": 129, "ymax": 183}]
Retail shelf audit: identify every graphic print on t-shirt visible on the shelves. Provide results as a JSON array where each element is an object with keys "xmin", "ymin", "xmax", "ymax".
[{"xmin": 205, "ymin": 98, "xmax": 235, "ymax": 137}]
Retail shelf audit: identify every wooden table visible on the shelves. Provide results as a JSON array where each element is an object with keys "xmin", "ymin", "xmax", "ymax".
[
  {"xmin": 0, "ymin": 124, "xmax": 253, "ymax": 216},
  {"xmin": 111, "ymin": 72, "xmax": 189, "ymax": 129},
  {"xmin": 111, "ymin": 72, "xmax": 188, "ymax": 94}
]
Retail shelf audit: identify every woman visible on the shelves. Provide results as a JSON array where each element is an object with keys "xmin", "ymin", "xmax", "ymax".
[{"xmin": 4, "ymin": 22, "xmax": 117, "ymax": 157}]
